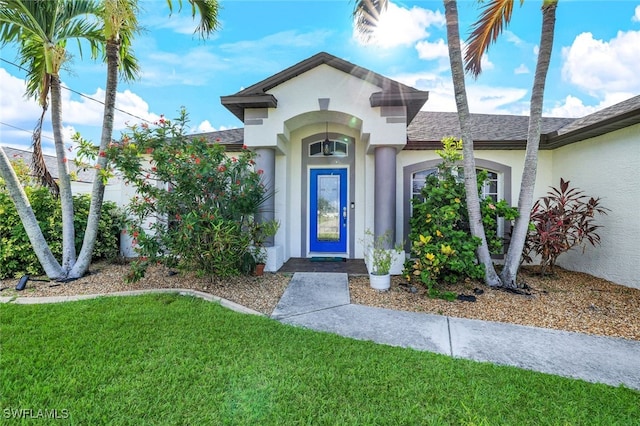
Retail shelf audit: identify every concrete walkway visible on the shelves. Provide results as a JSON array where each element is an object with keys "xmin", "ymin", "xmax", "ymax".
[{"xmin": 272, "ymin": 272, "xmax": 640, "ymax": 391}]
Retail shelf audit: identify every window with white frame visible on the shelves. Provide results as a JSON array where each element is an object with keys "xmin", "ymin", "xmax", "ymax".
[
  {"xmin": 411, "ymin": 168, "xmax": 500, "ymax": 206},
  {"xmin": 404, "ymin": 159, "xmax": 512, "ymax": 254},
  {"xmin": 309, "ymin": 140, "xmax": 348, "ymax": 157}
]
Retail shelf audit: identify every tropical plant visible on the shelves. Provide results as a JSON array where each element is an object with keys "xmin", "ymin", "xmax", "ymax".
[
  {"xmin": 0, "ymin": 186, "xmax": 122, "ymax": 280},
  {"xmin": 0, "ymin": 0, "xmax": 104, "ymax": 196},
  {"xmin": 353, "ymin": 0, "xmax": 506, "ymax": 288},
  {"xmin": 522, "ymin": 178, "xmax": 608, "ymax": 275},
  {"xmin": 0, "ymin": 0, "xmax": 220, "ymax": 280},
  {"xmin": 250, "ymin": 219, "xmax": 280, "ymax": 265},
  {"xmin": 464, "ymin": 0, "xmax": 559, "ymax": 287},
  {"xmin": 442, "ymin": 0, "xmax": 501, "ymax": 287},
  {"xmin": 0, "ymin": 0, "xmax": 104, "ymax": 278},
  {"xmin": 354, "ymin": 0, "xmax": 560, "ymax": 288},
  {"xmin": 362, "ymin": 229, "xmax": 403, "ymax": 275},
  {"xmin": 404, "ymin": 138, "xmax": 518, "ymax": 295},
  {"xmin": 100, "ymin": 110, "xmax": 272, "ymax": 281}
]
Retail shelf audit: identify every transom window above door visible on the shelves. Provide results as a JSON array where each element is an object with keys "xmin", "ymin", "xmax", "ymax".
[{"xmin": 309, "ymin": 140, "xmax": 348, "ymax": 157}]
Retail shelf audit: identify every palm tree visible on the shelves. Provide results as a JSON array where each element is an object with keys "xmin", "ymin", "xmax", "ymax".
[
  {"xmin": 0, "ymin": 0, "xmax": 220, "ymax": 279},
  {"xmin": 442, "ymin": 0, "xmax": 502, "ymax": 287},
  {"xmin": 71, "ymin": 0, "xmax": 219, "ymax": 278},
  {"xmin": 354, "ymin": 0, "xmax": 500, "ymax": 286},
  {"xmin": 0, "ymin": 0, "xmax": 103, "ymax": 276},
  {"xmin": 465, "ymin": 0, "xmax": 558, "ymax": 288},
  {"xmin": 70, "ymin": 0, "xmax": 141, "ymax": 277}
]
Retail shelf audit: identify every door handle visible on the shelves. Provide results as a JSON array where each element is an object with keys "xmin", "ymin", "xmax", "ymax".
[{"xmin": 342, "ymin": 206, "xmax": 347, "ymax": 227}]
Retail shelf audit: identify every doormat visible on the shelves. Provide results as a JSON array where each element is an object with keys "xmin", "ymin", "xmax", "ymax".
[{"xmin": 310, "ymin": 257, "xmax": 346, "ymax": 262}]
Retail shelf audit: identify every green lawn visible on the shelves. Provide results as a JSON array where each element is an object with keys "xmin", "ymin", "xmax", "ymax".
[{"xmin": 1, "ymin": 294, "xmax": 638, "ymax": 425}]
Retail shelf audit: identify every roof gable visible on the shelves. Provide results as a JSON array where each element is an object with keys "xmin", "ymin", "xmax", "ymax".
[{"xmin": 221, "ymin": 52, "xmax": 429, "ymax": 123}]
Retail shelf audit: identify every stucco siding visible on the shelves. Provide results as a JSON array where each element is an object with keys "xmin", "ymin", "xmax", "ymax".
[{"xmin": 552, "ymin": 124, "xmax": 640, "ymax": 288}]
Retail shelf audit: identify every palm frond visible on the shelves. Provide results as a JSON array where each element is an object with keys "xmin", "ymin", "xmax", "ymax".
[
  {"xmin": 166, "ymin": 0, "xmax": 220, "ymax": 39},
  {"xmin": 188, "ymin": 0, "xmax": 220, "ymax": 38},
  {"xmin": 464, "ymin": 0, "xmax": 523, "ymax": 78},
  {"xmin": 99, "ymin": 0, "xmax": 140, "ymax": 80},
  {"xmin": 353, "ymin": 0, "xmax": 388, "ymax": 40}
]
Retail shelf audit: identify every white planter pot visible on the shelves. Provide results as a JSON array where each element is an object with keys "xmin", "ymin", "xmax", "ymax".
[{"xmin": 369, "ymin": 273, "xmax": 391, "ymax": 291}]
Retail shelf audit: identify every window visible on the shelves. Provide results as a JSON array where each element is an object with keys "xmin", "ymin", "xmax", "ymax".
[
  {"xmin": 309, "ymin": 140, "xmax": 348, "ymax": 157},
  {"xmin": 411, "ymin": 168, "xmax": 437, "ymax": 203},
  {"xmin": 404, "ymin": 159, "xmax": 512, "ymax": 255},
  {"xmin": 411, "ymin": 168, "xmax": 499, "ymax": 204},
  {"xmin": 480, "ymin": 171, "xmax": 498, "ymax": 202}
]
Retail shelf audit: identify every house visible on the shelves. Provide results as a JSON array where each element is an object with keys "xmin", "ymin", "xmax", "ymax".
[
  {"xmin": 193, "ymin": 52, "xmax": 639, "ymax": 289},
  {"xmin": 1, "ymin": 146, "xmax": 122, "ymax": 203}
]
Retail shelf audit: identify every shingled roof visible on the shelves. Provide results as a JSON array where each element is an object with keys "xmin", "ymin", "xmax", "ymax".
[
  {"xmin": 197, "ymin": 94, "xmax": 639, "ymax": 151},
  {"xmin": 2, "ymin": 146, "xmax": 97, "ymax": 183},
  {"xmin": 546, "ymin": 94, "xmax": 640, "ymax": 148},
  {"xmin": 406, "ymin": 112, "xmax": 575, "ymax": 150},
  {"xmin": 191, "ymin": 127, "xmax": 245, "ymax": 151}
]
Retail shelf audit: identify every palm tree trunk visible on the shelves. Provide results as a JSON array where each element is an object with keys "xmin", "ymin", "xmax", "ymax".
[
  {"xmin": 0, "ymin": 147, "xmax": 62, "ymax": 278},
  {"xmin": 49, "ymin": 74, "xmax": 77, "ymax": 275},
  {"xmin": 32, "ymin": 109, "xmax": 60, "ymax": 196},
  {"xmin": 500, "ymin": 1, "xmax": 557, "ymax": 287},
  {"xmin": 444, "ymin": 0, "xmax": 502, "ymax": 287},
  {"xmin": 70, "ymin": 38, "xmax": 120, "ymax": 278}
]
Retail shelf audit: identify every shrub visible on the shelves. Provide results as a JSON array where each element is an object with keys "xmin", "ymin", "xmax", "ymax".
[
  {"xmin": 522, "ymin": 178, "xmax": 608, "ymax": 275},
  {"xmin": 0, "ymin": 187, "xmax": 122, "ymax": 279},
  {"xmin": 405, "ymin": 138, "xmax": 517, "ymax": 297},
  {"xmin": 102, "ymin": 109, "xmax": 272, "ymax": 281}
]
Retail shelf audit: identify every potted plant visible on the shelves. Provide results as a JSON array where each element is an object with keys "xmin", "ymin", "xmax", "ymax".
[
  {"xmin": 250, "ymin": 219, "xmax": 280, "ymax": 276},
  {"xmin": 362, "ymin": 229, "xmax": 403, "ymax": 290}
]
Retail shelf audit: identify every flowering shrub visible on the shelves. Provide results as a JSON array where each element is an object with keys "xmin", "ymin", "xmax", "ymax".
[
  {"xmin": 98, "ymin": 109, "xmax": 272, "ymax": 281},
  {"xmin": 522, "ymin": 178, "xmax": 608, "ymax": 275},
  {"xmin": 405, "ymin": 138, "xmax": 518, "ymax": 297}
]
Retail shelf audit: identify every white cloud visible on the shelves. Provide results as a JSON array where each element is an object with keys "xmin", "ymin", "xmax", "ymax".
[
  {"xmin": 545, "ymin": 93, "xmax": 633, "ymax": 118},
  {"xmin": 561, "ymin": 30, "xmax": 640, "ymax": 97},
  {"xmin": 61, "ymin": 86, "xmax": 159, "ymax": 130},
  {"xmin": 221, "ymin": 30, "xmax": 331, "ymax": 51},
  {"xmin": 546, "ymin": 95, "xmax": 597, "ymax": 118},
  {"xmin": 190, "ymin": 121, "xmax": 236, "ymax": 134},
  {"xmin": 633, "ymin": 5, "xmax": 640, "ymax": 22},
  {"xmin": 139, "ymin": 6, "xmax": 223, "ymax": 38},
  {"xmin": 0, "ymin": 68, "xmax": 43, "ymax": 122},
  {"xmin": 194, "ymin": 120, "xmax": 215, "ymax": 133},
  {"xmin": 514, "ymin": 64, "xmax": 530, "ymax": 75},
  {"xmin": 415, "ymin": 38, "xmax": 448, "ymax": 60},
  {"xmin": 140, "ymin": 46, "xmax": 229, "ymax": 86},
  {"xmin": 533, "ymin": 45, "xmax": 539, "ymax": 56},
  {"xmin": 353, "ymin": 2, "xmax": 445, "ymax": 48},
  {"xmin": 0, "ymin": 67, "xmax": 162, "ymax": 150},
  {"xmin": 504, "ymin": 30, "xmax": 525, "ymax": 46},
  {"xmin": 467, "ymin": 85, "xmax": 528, "ymax": 114},
  {"xmin": 481, "ymin": 54, "xmax": 495, "ymax": 71},
  {"xmin": 391, "ymin": 71, "xmax": 529, "ymax": 115},
  {"xmin": 155, "ymin": 14, "xmax": 206, "ymax": 36}
]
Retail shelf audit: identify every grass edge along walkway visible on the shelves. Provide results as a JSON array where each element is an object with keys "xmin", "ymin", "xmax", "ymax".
[{"xmin": 1, "ymin": 294, "xmax": 638, "ymax": 425}]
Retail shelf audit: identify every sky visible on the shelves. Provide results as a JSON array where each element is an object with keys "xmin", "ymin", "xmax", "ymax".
[{"xmin": 1, "ymin": 0, "xmax": 640, "ymax": 156}]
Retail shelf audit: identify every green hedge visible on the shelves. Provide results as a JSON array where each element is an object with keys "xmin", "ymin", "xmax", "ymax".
[{"xmin": 0, "ymin": 187, "xmax": 122, "ymax": 279}]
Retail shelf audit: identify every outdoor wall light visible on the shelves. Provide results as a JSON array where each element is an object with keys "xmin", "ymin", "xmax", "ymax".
[{"xmin": 322, "ymin": 122, "xmax": 333, "ymax": 156}]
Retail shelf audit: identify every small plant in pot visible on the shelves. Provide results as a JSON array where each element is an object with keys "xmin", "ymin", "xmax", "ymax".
[
  {"xmin": 362, "ymin": 229, "xmax": 403, "ymax": 290},
  {"xmin": 250, "ymin": 219, "xmax": 280, "ymax": 276}
]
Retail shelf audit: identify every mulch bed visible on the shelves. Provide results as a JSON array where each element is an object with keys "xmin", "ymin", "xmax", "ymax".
[{"xmin": 2, "ymin": 263, "xmax": 638, "ymax": 341}]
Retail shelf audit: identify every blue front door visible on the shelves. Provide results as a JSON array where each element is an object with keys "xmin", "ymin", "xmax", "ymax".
[{"xmin": 310, "ymin": 168, "xmax": 347, "ymax": 253}]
